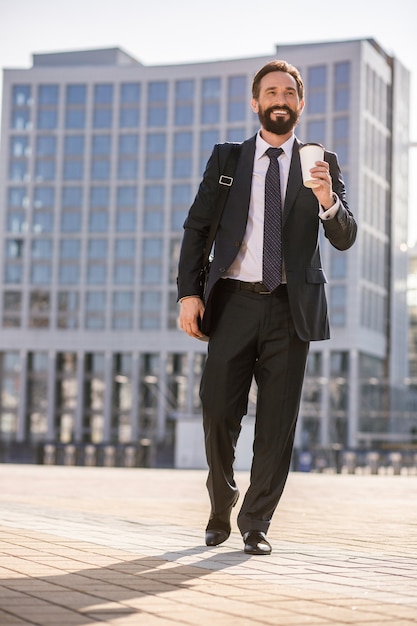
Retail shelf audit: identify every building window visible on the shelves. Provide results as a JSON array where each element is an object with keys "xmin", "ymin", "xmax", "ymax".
[
  {"xmin": 93, "ymin": 108, "xmax": 112, "ymax": 129},
  {"xmin": 94, "ymin": 84, "xmax": 113, "ymax": 104},
  {"xmin": 87, "ymin": 262, "xmax": 107, "ymax": 285},
  {"xmin": 118, "ymin": 134, "xmax": 138, "ymax": 155},
  {"xmin": 307, "ymin": 120, "xmax": 326, "ymax": 144},
  {"xmin": 66, "ymin": 84, "xmax": 87, "ymax": 105},
  {"xmin": 112, "ymin": 292, "xmax": 134, "ymax": 330},
  {"xmin": 121, "ymin": 82, "xmax": 140, "ymax": 103},
  {"xmin": 65, "ymin": 108, "xmax": 86, "ymax": 129},
  {"xmin": 175, "ymin": 79, "xmax": 195, "ymax": 126},
  {"xmin": 201, "ymin": 77, "xmax": 221, "ymax": 124},
  {"xmin": 31, "ymin": 238, "xmax": 52, "ymax": 260},
  {"xmin": 330, "ymin": 285, "xmax": 346, "ymax": 326},
  {"xmin": 2, "ymin": 292, "xmax": 22, "ymax": 328},
  {"xmin": 114, "ymin": 262, "xmax": 134, "ymax": 285},
  {"xmin": 147, "ymin": 81, "xmax": 168, "ymax": 127},
  {"xmin": 115, "ymin": 238, "xmax": 135, "ymax": 260},
  {"xmin": 62, "ymin": 186, "xmax": 82, "ymax": 209},
  {"xmin": 35, "ymin": 159, "xmax": 55, "ymax": 181},
  {"xmin": 29, "ymin": 290, "xmax": 50, "ymax": 328},
  {"xmin": 333, "ymin": 116, "xmax": 349, "ymax": 165},
  {"xmin": 64, "ymin": 135, "xmax": 84, "ymax": 155},
  {"xmin": 12, "ymin": 85, "xmax": 31, "ymax": 106},
  {"xmin": 83, "ymin": 353, "xmax": 105, "ymax": 442},
  {"xmin": 227, "ymin": 75, "xmax": 246, "ymax": 122},
  {"xmin": 334, "ymin": 61, "xmax": 351, "ymax": 112},
  {"xmin": 140, "ymin": 291, "xmax": 161, "ymax": 329},
  {"xmin": 141, "ymin": 238, "xmax": 163, "ymax": 285},
  {"xmin": 166, "ymin": 353, "xmax": 188, "ymax": 412},
  {"xmin": 61, "ymin": 210, "xmax": 81, "ymax": 233},
  {"xmin": 91, "ymin": 158, "xmax": 111, "ymax": 180},
  {"xmin": 0, "ymin": 352, "xmax": 21, "ymax": 441},
  {"xmin": 171, "ymin": 183, "xmax": 190, "ymax": 230},
  {"xmin": 38, "ymin": 85, "xmax": 59, "ymax": 105},
  {"xmin": 139, "ymin": 353, "xmax": 160, "ymax": 440},
  {"xmin": 116, "ymin": 210, "xmax": 136, "ymax": 232},
  {"xmin": 9, "ymin": 159, "xmax": 28, "ymax": 182},
  {"xmin": 88, "ymin": 239, "xmax": 107, "ymax": 259},
  {"xmin": 33, "ymin": 210, "xmax": 53, "ymax": 234},
  {"xmin": 26, "ymin": 352, "xmax": 48, "ymax": 441},
  {"xmin": 35, "ymin": 135, "xmax": 56, "ymax": 157},
  {"xmin": 57, "ymin": 291, "xmax": 79, "ymax": 329},
  {"xmin": 33, "ymin": 187, "xmax": 53, "ymax": 209},
  {"xmin": 55, "ymin": 353, "xmax": 77, "ymax": 442},
  {"xmin": 6, "ymin": 210, "xmax": 27, "ymax": 234},
  {"xmin": 30, "ymin": 262, "xmax": 51, "ymax": 285},
  {"xmin": 118, "ymin": 157, "xmax": 138, "ymax": 180},
  {"xmin": 90, "ymin": 186, "xmax": 110, "ymax": 208},
  {"xmin": 307, "ymin": 65, "xmax": 327, "ymax": 114},
  {"xmin": 58, "ymin": 262, "xmax": 80, "ymax": 285},
  {"xmin": 10, "ymin": 135, "xmax": 29, "ymax": 158},
  {"xmin": 60, "ymin": 239, "xmax": 80, "ymax": 259},
  {"xmin": 8, "ymin": 187, "xmax": 28, "ymax": 209},
  {"xmin": 111, "ymin": 354, "xmax": 133, "ymax": 441},
  {"xmin": 116, "ymin": 186, "xmax": 137, "ymax": 207},
  {"xmin": 63, "ymin": 159, "xmax": 83, "ymax": 180},
  {"xmin": 37, "ymin": 109, "xmax": 58, "ymax": 130},
  {"xmin": 85, "ymin": 294, "xmax": 106, "ymax": 331},
  {"xmin": 89, "ymin": 210, "xmax": 109, "ymax": 233}
]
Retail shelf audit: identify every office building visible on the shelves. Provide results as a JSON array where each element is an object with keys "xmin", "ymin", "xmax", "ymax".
[{"xmin": 0, "ymin": 39, "xmax": 411, "ymax": 467}]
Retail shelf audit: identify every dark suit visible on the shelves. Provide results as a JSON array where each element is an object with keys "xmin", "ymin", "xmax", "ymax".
[{"xmin": 178, "ymin": 134, "xmax": 357, "ymax": 536}]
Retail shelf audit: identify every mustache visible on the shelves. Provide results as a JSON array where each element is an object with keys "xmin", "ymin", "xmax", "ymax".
[{"xmin": 265, "ymin": 105, "xmax": 292, "ymax": 115}]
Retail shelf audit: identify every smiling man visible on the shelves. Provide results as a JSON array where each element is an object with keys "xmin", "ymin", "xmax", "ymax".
[{"xmin": 177, "ymin": 60, "xmax": 357, "ymax": 555}]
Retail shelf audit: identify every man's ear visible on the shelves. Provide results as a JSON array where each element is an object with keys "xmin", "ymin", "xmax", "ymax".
[{"xmin": 251, "ymin": 98, "xmax": 259, "ymax": 114}]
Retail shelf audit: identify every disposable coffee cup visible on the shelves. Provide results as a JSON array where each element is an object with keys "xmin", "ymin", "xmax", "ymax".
[{"xmin": 299, "ymin": 143, "xmax": 324, "ymax": 188}]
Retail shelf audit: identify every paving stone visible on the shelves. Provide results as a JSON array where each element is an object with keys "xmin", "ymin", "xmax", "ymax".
[{"xmin": 0, "ymin": 466, "xmax": 417, "ymax": 625}]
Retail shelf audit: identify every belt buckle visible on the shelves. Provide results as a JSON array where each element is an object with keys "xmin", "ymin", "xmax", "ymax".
[{"xmin": 259, "ymin": 289, "xmax": 272, "ymax": 294}]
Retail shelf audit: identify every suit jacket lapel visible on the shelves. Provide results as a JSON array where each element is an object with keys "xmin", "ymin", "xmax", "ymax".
[{"xmin": 283, "ymin": 138, "xmax": 303, "ymax": 225}]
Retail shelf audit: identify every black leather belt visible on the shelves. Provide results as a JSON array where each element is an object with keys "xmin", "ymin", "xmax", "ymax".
[{"xmin": 223, "ymin": 279, "xmax": 287, "ymax": 295}]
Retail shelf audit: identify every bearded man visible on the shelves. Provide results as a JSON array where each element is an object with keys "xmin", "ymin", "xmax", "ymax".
[{"xmin": 177, "ymin": 60, "xmax": 357, "ymax": 555}]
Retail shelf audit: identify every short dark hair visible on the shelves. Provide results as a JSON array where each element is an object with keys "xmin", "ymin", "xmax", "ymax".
[{"xmin": 252, "ymin": 60, "xmax": 304, "ymax": 100}]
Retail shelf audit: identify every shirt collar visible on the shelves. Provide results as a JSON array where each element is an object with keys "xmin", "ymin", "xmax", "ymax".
[{"xmin": 255, "ymin": 130, "xmax": 295, "ymax": 161}]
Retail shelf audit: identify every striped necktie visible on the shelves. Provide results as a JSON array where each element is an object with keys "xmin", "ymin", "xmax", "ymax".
[{"xmin": 263, "ymin": 147, "xmax": 283, "ymax": 291}]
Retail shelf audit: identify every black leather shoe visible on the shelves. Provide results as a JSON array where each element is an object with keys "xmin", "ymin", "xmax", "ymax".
[
  {"xmin": 205, "ymin": 492, "xmax": 239, "ymax": 546},
  {"xmin": 243, "ymin": 531, "xmax": 272, "ymax": 555}
]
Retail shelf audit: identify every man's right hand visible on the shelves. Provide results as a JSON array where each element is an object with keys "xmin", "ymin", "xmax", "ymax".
[{"xmin": 179, "ymin": 297, "xmax": 206, "ymax": 339}]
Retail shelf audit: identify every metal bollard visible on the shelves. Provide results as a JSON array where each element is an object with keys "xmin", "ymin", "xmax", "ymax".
[
  {"xmin": 84, "ymin": 445, "xmax": 96, "ymax": 467},
  {"xmin": 64, "ymin": 444, "xmax": 77, "ymax": 466},
  {"xmin": 103, "ymin": 445, "xmax": 116, "ymax": 467},
  {"xmin": 389, "ymin": 452, "xmax": 402, "ymax": 475},
  {"xmin": 124, "ymin": 446, "xmax": 137, "ymax": 467},
  {"xmin": 367, "ymin": 452, "xmax": 380, "ymax": 475},
  {"xmin": 43, "ymin": 444, "xmax": 56, "ymax": 465},
  {"xmin": 343, "ymin": 451, "xmax": 357, "ymax": 474}
]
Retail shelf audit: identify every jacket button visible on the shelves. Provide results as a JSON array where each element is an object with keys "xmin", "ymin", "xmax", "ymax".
[{"xmin": 219, "ymin": 267, "xmax": 226, "ymax": 273}]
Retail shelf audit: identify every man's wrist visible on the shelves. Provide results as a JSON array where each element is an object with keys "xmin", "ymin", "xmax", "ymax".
[
  {"xmin": 321, "ymin": 192, "xmax": 338, "ymax": 210},
  {"xmin": 179, "ymin": 295, "xmax": 200, "ymax": 303}
]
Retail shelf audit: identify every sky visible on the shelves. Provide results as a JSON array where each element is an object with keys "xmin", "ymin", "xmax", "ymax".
[{"xmin": 0, "ymin": 0, "xmax": 416, "ymax": 242}]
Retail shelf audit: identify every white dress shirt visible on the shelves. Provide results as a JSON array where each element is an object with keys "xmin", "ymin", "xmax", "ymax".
[{"xmin": 225, "ymin": 131, "xmax": 339, "ymax": 283}]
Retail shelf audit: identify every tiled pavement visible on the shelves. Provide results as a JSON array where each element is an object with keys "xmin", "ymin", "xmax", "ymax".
[{"xmin": 0, "ymin": 464, "xmax": 416, "ymax": 625}]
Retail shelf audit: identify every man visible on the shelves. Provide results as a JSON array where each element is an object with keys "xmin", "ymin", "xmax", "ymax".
[{"xmin": 177, "ymin": 60, "xmax": 357, "ymax": 555}]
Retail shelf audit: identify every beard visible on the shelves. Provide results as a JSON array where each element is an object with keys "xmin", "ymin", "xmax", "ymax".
[{"xmin": 257, "ymin": 104, "xmax": 301, "ymax": 135}]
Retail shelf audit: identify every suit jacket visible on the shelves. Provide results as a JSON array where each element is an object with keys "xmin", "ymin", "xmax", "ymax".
[{"xmin": 177, "ymin": 134, "xmax": 357, "ymax": 342}]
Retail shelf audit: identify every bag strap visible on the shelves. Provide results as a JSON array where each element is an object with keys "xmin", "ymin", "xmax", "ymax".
[{"xmin": 202, "ymin": 144, "xmax": 241, "ymax": 268}]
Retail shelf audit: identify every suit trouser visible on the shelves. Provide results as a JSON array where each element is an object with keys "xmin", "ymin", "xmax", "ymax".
[{"xmin": 200, "ymin": 280, "xmax": 309, "ymax": 536}]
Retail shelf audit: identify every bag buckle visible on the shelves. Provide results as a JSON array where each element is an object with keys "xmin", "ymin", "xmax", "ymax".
[{"xmin": 219, "ymin": 175, "xmax": 233, "ymax": 186}]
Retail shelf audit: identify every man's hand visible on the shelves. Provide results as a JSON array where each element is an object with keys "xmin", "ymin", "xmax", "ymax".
[
  {"xmin": 309, "ymin": 160, "xmax": 335, "ymax": 209},
  {"xmin": 179, "ymin": 296, "xmax": 205, "ymax": 339}
]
